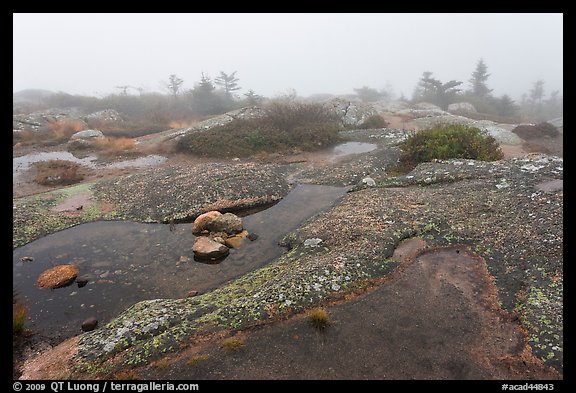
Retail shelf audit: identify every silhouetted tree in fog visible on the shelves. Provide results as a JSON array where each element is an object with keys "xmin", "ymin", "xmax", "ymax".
[
  {"xmin": 529, "ymin": 79, "xmax": 545, "ymax": 106},
  {"xmin": 215, "ymin": 71, "xmax": 241, "ymax": 97},
  {"xmin": 496, "ymin": 94, "xmax": 518, "ymax": 118},
  {"xmin": 243, "ymin": 89, "xmax": 263, "ymax": 106},
  {"xmin": 189, "ymin": 73, "xmax": 224, "ymax": 115},
  {"xmin": 353, "ymin": 86, "xmax": 382, "ymax": 102},
  {"xmin": 468, "ymin": 58, "xmax": 493, "ymax": 98},
  {"xmin": 413, "ymin": 71, "xmax": 462, "ymax": 110},
  {"xmin": 166, "ymin": 74, "xmax": 184, "ymax": 97}
]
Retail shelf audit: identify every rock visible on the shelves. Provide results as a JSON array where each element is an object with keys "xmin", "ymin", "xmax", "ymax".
[
  {"xmin": 84, "ymin": 109, "xmax": 124, "ymax": 124},
  {"xmin": 13, "ymin": 108, "xmax": 87, "ymax": 132},
  {"xmin": 70, "ymin": 129, "xmax": 105, "ymax": 140},
  {"xmin": 247, "ymin": 233, "xmax": 259, "ymax": 241},
  {"xmin": 186, "ymin": 290, "xmax": 199, "ymax": 298},
  {"xmin": 178, "ymin": 256, "xmax": 191, "ymax": 264},
  {"xmin": 81, "ymin": 317, "xmax": 98, "ymax": 332},
  {"xmin": 192, "ymin": 211, "xmax": 222, "ymax": 234},
  {"xmin": 20, "ymin": 256, "xmax": 34, "ymax": 262},
  {"xmin": 68, "ymin": 129, "xmax": 105, "ymax": 149},
  {"xmin": 362, "ymin": 177, "xmax": 376, "ymax": 187},
  {"xmin": 304, "ymin": 238, "xmax": 323, "ymax": 248},
  {"xmin": 193, "ymin": 236, "xmax": 230, "ymax": 260},
  {"xmin": 37, "ymin": 265, "xmax": 79, "ymax": 289},
  {"xmin": 205, "ymin": 213, "xmax": 243, "ymax": 235},
  {"xmin": 225, "ymin": 236, "xmax": 245, "ymax": 249},
  {"xmin": 413, "ymin": 102, "xmax": 442, "ymax": 111},
  {"xmin": 448, "ymin": 102, "xmax": 477, "ymax": 114},
  {"xmin": 323, "ymin": 98, "xmax": 378, "ymax": 127},
  {"xmin": 76, "ymin": 276, "xmax": 90, "ymax": 288}
]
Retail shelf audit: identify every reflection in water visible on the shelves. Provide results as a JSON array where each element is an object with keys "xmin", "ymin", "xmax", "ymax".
[
  {"xmin": 12, "ymin": 184, "xmax": 347, "ymax": 342},
  {"xmin": 12, "ymin": 151, "xmax": 167, "ymax": 183},
  {"xmin": 330, "ymin": 142, "xmax": 377, "ymax": 161}
]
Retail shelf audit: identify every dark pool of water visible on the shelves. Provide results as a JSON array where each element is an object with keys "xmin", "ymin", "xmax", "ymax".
[{"xmin": 13, "ymin": 184, "xmax": 347, "ymax": 342}]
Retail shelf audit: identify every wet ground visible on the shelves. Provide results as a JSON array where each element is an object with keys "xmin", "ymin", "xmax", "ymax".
[
  {"xmin": 13, "ymin": 184, "xmax": 347, "ymax": 343},
  {"xmin": 139, "ymin": 241, "xmax": 559, "ymax": 380}
]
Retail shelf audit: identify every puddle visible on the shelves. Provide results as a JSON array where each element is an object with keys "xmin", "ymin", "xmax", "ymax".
[
  {"xmin": 13, "ymin": 151, "xmax": 167, "ymax": 183},
  {"xmin": 330, "ymin": 142, "xmax": 377, "ymax": 161},
  {"xmin": 12, "ymin": 184, "xmax": 347, "ymax": 342}
]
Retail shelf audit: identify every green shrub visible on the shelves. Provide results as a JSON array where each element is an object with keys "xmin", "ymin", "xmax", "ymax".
[
  {"xmin": 399, "ymin": 124, "xmax": 503, "ymax": 167},
  {"xmin": 176, "ymin": 102, "xmax": 343, "ymax": 158},
  {"xmin": 358, "ymin": 114, "xmax": 389, "ymax": 129}
]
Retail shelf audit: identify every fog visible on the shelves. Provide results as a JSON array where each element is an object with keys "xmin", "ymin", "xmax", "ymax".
[{"xmin": 13, "ymin": 13, "xmax": 563, "ymax": 100}]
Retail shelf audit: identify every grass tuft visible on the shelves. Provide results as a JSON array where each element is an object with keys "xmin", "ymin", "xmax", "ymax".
[
  {"xmin": 307, "ymin": 307, "xmax": 331, "ymax": 331},
  {"xmin": 13, "ymin": 302, "xmax": 27, "ymax": 335},
  {"xmin": 221, "ymin": 337, "xmax": 245, "ymax": 352},
  {"xmin": 187, "ymin": 354, "xmax": 209, "ymax": 366}
]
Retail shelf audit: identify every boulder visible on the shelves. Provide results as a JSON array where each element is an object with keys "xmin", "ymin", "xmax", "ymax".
[
  {"xmin": 37, "ymin": 264, "xmax": 79, "ymax": 289},
  {"xmin": 84, "ymin": 109, "xmax": 124, "ymax": 124},
  {"xmin": 192, "ymin": 211, "xmax": 222, "ymax": 234},
  {"xmin": 68, "ymin": 129, "xmax": 105, "ymax": 149},
  {"xmin": 323, "ymin": 98, "xmax": 378, "ymax": 127},
  {"xmin": 193, "ymin": 236, "xmax": 230, "ymax": 261},
  {"xmin": 13, "ymin": 108, "xmax": 87, "ymax": 132},
  {"xmin": 448, "ymin": 102, "xmax": 477, "ymax": 114},
  {"xmin": 205, "ymin": 213, "xmax": 243, "ymax": 235},
  {"xmin": 81, "ymin": 317, "xmax": 98, "ymax": 332}
]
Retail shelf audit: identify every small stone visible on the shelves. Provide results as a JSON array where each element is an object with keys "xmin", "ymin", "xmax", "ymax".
[
  {"xmin": 192, "ymin": 211, "xmax": 222, "ymax": 234},
  {"xmin": 362, "ymin": 177, "xmax": 376, "ymax": 187},
  {"xmin": 193, "ymin": 236, "xmax": 230, "ymax": 260},
  {"xmin": 247, "ymin": 233, "xmax": 259, "ymax": 241},
  {"xmin": 179, "ymin": 256, "xmax": 191, "ymax": 263},
  {"xmin": 225, "ymin": 236, "xmax": 245, "ymax": 249},
  {"xmin": 81, "ymin": 317, "xmax": 98, "ymax": 332},
  {"xmin": 37, "ymin": 265, "xmax": 79, "ymax": 289},
  {"xmin": 304, "ymin": 238, "xmax": 323, "ymax": 247},
  {"xmin": 76, "ymin": 277, "xmax": 89, "ymax": 288},
  {"xmin": 186, "ymin": 290, "xmax": 199, "ymax": 298},
  {"xmin": 20, "ymin": 256, "xmax": 34, "ymax": 262}
]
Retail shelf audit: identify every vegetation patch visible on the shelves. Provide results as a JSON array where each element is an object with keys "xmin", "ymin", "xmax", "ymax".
[
  {"xmin": 307, "ymin": 307, "xmax": 331, "ymax": 331},
  {"xmin": 512, "ymin": 122, "xmax": 559, "ymax": 140},
  {"xmin": 34, "ymin": 160, "xmax": 84, "ymax": 186},
  {"xmin": 220, "ymin": 337, "xmax": 245, "ymax": 352},
  {"xmin": 396, "ymin": 123, "xmax": 503, "ymax": 173},
  {"xmin": 357, "ymin": 114, "xmax": 389, "ymax": 129},
  {"xmin": 176, "ymin": 101, "xmax": 342, "ymax": 158},
  {"xmin": 187, "ymin": 354, "xmax": 209, "ymax": 366},
  {"xmin": 13, "ymin": 302, "xmax": 27, "ymax": 335}
]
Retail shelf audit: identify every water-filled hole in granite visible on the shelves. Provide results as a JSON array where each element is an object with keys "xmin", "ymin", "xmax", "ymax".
[{"xmin": 12, "ymin": 184, "xmax": 347, "ymax": 342}]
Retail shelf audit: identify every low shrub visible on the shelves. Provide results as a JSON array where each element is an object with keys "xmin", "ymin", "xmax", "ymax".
[
  {"xmin": 176, "ymin": 101, "xmax": 342, "ymax": 158},
  {"xmin": 398, "ymin": 123, "xmax": 503, "ymax": 168},
  {"xmin": 94, "ymin": 137, "xmax": 137, "ymax": 155},
  {"xmin": 512, "ymin": 122, "xmax": 559, "ymax": 139},
  {"xmin": 34, "ymin": 160, "xmax": 84, "ymax": 186},
  {"xmin": 358, "ymin": 114, "xmax": 389, "ymax": 129}
]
